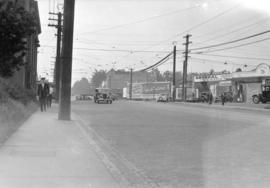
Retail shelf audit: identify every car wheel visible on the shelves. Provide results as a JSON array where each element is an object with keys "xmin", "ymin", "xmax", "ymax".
[{"xmin": 252, "ymin": 96, "xmax": 260, "ymax": 104}]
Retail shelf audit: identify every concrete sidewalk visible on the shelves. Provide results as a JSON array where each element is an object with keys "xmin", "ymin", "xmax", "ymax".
[{"xmin": 0, "ymin": 104, "xmax": 123, "ymax": 188}]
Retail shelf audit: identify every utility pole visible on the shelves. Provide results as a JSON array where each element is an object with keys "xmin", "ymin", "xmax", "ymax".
[
  {"xmin": 172, "ymin": 42, "xmax": 177, "ymax": 102},
  {"xmin": 182, "ymin": 34, "xmax": 192, "ymax": 102},
  {"xmin": 129, "ymin": 68, "xmax": 133, "ymax": 100},
  {"xmin": 48, "ymin": 12, "xmax": 63, "ymax": 102},
  {"xmin": 58, "ymin": 0, "xmax": 75, "ymax": 120}
]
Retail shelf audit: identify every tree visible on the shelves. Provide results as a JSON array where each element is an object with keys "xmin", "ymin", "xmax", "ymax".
[
  {"xmin": 149, "ymin": 68, "xmax": 164, "ymax": 82},
  {"xmin": 0, "ymin": 1, "xmax": 36, "ymax": 77},
  {"xmin": 209, "ymin": 69, "xmax": 215, "ymax": 75},
  {"xmin": 91, "ymin": 69, "xmax": 107, "ymax": 88},
  {"xmin": 235, "ymin": 68, "xmax": 242, "ymax": 72},
  {"xmin": 163, "ymin": 71, "xmax": 172, "ymax": 81},
  {"xmin": 72, "ymin": 77, "xmax": 91, "ymax": 95}
]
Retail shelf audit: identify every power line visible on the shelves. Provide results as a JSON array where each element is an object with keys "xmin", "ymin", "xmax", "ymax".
[
  {"xmin": 109, "ymin": 2, "xmax": 237, "ymax": 67},
  {"xmin": 138, "ymin": 52, "xmax": 173, "ymax": 72},
  {"xmin": 195, "ymin": 18, "xmax": 269, "ymax": 45},
  {"xmin": 79, "ymin": 5, "xmax": 199, "ymax": 35},
  {"xmin": 190, "ymin": 57, "xmax": 246, "ymax": 66},
  {"xmin": 190, "ymin": 53, "xmax": 270, "ymax": 61},
  {"xmin": 41, "ymin": 45, "xmax": 171, "ymax": 53},
  {"xmin": 140, "ymin": 3, "xmax": 240, "ymax": 51},
  {"xmin": 184, "ymin": 4, "xmax": 240, "ymax": 34},
  {"xmin": 192, "ymin": 15, "xmax": 266, "ymax": 39},
  {"xmin": 196, "ymin": 37, "xmax": 270, "ymax": 53},
  {"xmin": 190, "ymin": 30, "xmax": 270, "ymax": 51},
  {"xmin": 75, "ymin": 39, "xmax": 172, "ymax": 47}
]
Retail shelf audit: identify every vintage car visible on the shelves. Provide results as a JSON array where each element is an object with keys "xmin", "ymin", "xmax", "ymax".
[
  {"xmin": 94, "ymin": 92, "xmax": 112, "ymax": 104},
  {"xmin": 252, "ymin": 85, "xmax": 270, "ymax": 104},
  {"xmin": 156, "ymin": 93, "xmax": 169, "ymax": 102}
]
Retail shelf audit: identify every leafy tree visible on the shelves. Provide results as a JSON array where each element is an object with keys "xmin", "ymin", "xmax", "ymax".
[
  {"xmin": 163, "ymin": 71, "xmax": 173, "ymax": 81},
  {"xmin": 149, "ymin": 68, "xmax": 164, "ymax": 82},
  {"xmin": 91, "ymin": 69, "xmax": 107, "ymax": 88},
  {"xmin": 235, "ymin": 68, "xmax": 242, "ymax": 72},
  {"xmin": 0, "ymin": 1, "xmax": 36, "ymax": 77},
  {"xmin": 209, "ymin": 69, "xmax": 215, "ymax": 75},
  {"xmin": 72, "ymin": 77, "xmax": 91, "ymax": 95}
]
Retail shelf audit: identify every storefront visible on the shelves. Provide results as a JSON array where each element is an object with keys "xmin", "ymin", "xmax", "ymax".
[
  {"xmin": 193, "ymin": 72, "xmax": 232, "ymax": 99},
  {"xmin": 193, "ymin": 64, "xmax": 270, "ymax": 103},
  {"xmin": 231, "ymin": 63, "xmax": 270, "ymax": 103}
]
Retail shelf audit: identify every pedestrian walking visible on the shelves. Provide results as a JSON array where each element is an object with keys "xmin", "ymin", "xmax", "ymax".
[
  {"xmin": 47, "ymin": 82, "xmax": 53, "ymax": 108},
  {"xmin": 37, "ymin": 78, "xmax": 49, "ymax": 112},
  {"xmin": 209, "ymin": 92, "xmax": 213, "ymax": 105},
  {"xmin": 221, "ymin": 92, "xmax": 225, "ymax": 106}
]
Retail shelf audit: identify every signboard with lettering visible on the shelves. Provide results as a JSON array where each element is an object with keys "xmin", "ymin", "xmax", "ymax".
[
  {"xmin": 194, "ymin": 73, "xmax": 232, "ymax": 83},
  {"xmin": 219, "ymin": 81, "xmax": 232, "ymax": 87},
  {"xmin": 142, "ymin": 82, "xmax": 170, "ymax": 94}
]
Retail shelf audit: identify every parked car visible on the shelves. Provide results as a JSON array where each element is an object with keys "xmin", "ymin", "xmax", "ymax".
[
  {"xmin": 94, "ymin": 93, "xmax": 112, "ymax": 104},
  {"xmin": 252, "ymin": 85, "xmax": 270, "ymax": 104},
  {"xmin": 156, "ymin": 93, "xmax": 169, "ymax": 102}
]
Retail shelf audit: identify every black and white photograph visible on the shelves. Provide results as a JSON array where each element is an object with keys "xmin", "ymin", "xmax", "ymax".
[{"xmin": 0, "ymin": 0, "xmax": 270, "ymax": 187}]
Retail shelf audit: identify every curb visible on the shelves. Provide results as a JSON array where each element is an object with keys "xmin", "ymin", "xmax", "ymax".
[
  {"xmin": 129, "ymin": 100, "xmax": 270, "ymax": 113},
  {"xmin": 174, "ymin": 102, "xmax": 270, "ymax": 113}
]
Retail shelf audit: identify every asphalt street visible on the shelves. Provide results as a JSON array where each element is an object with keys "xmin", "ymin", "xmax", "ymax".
[{"xmin": 72, "ymin": 100, "xmax": 270, "ymax": 188}]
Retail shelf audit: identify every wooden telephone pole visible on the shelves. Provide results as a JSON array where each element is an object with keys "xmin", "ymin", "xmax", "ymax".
[
  {"xmin": 58, "ymin": 0, "xmax": 75, "ymax": 120},
  {"xmin": 182, "ymin": 34, "xmax": 192, "ymax": 102},
  {"xmin": 172, "ymin": 43, "xmax": 177, "ymax": 102},
  {"xmin": 129, "ymin": 68, "xmax": 133, "ymax": 100},
  {"xmin": 48, "ymin": 12, "xmax": 63, "ymax": 102}
]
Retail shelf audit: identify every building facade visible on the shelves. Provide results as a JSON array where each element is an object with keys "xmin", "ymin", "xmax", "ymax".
[
  {"xmin": 193, "ymin": 64, "xmax": 270, "ymax": 103},
  {"xmin": 231, "ymin": 63, "xmax": 270, "ymax": 103},
  {"xmin": 103, "ymin": 69, "xmax": 148, "ymax": 97}
]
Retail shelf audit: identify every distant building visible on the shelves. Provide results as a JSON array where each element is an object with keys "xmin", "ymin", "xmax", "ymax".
[
  {"xmin": 103, "ymin": 69, "xmax": 148, "ymax": 97},
  {"xmin": 2, "ymin": 0, "xmax": 41, "ymax": 90},
  {"xmin": 193, "ymin": 64, "xmax": 270, "ymax": 103}
]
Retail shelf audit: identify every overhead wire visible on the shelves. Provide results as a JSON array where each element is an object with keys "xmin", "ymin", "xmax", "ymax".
[
  {"xmin": 41, "ymin": 45, "xmax": 171, "ymax": 53},
  {"xmin": 138, "ymin": 52, "xmax": 173, "ymax": 72},
  {"xmin": 190, "ymin": 30, "xmax": 270, "ymax": 51},
  {"xmin": 114, "ymin": 2, "xmax": 240, "ymax": 68},
  {"xmin": 194, "ymin": 18, "xmax": 270, "ymax": 45},
  {"xmin": 194, "ymin": 37, "xmax": 270, "ymax": 53},
  {"xmin": 79, "ymin": 5, "xmax": 200, "ymax": 35},
  {"xmin": 190, "ymin": 57, "xmax": 248, "ymax": 67},
  {"xmin": 190, "ymin": 53, "xmax": 270, "ymax": 61},
  {"xmin": 138, "ymin": 3, "xmax": 240, "ymax": 52},
  {"xmin": 192, "ymin": 14, "xmax": 266, "ymax": 39}
]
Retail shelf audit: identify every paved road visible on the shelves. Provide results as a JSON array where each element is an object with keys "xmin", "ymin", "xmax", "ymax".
[{"xmin": 73, "ymin": 100, "xmax": 270, "ymax": 188}]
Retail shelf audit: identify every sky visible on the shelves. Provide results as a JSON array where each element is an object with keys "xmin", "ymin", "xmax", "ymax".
[{"xmin": 36, "ymin": 0, "xmax": 270, "ymax": 85}]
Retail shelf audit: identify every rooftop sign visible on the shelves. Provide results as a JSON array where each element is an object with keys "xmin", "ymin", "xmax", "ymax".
[{"xmin": 194, "ymin": 73, "xmax": 232, "ymax": 83}]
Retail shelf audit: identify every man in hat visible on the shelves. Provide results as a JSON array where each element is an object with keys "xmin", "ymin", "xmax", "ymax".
[{"xmin": 37, "ymin": 78, "xmax": 49, "ymax": 112}]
